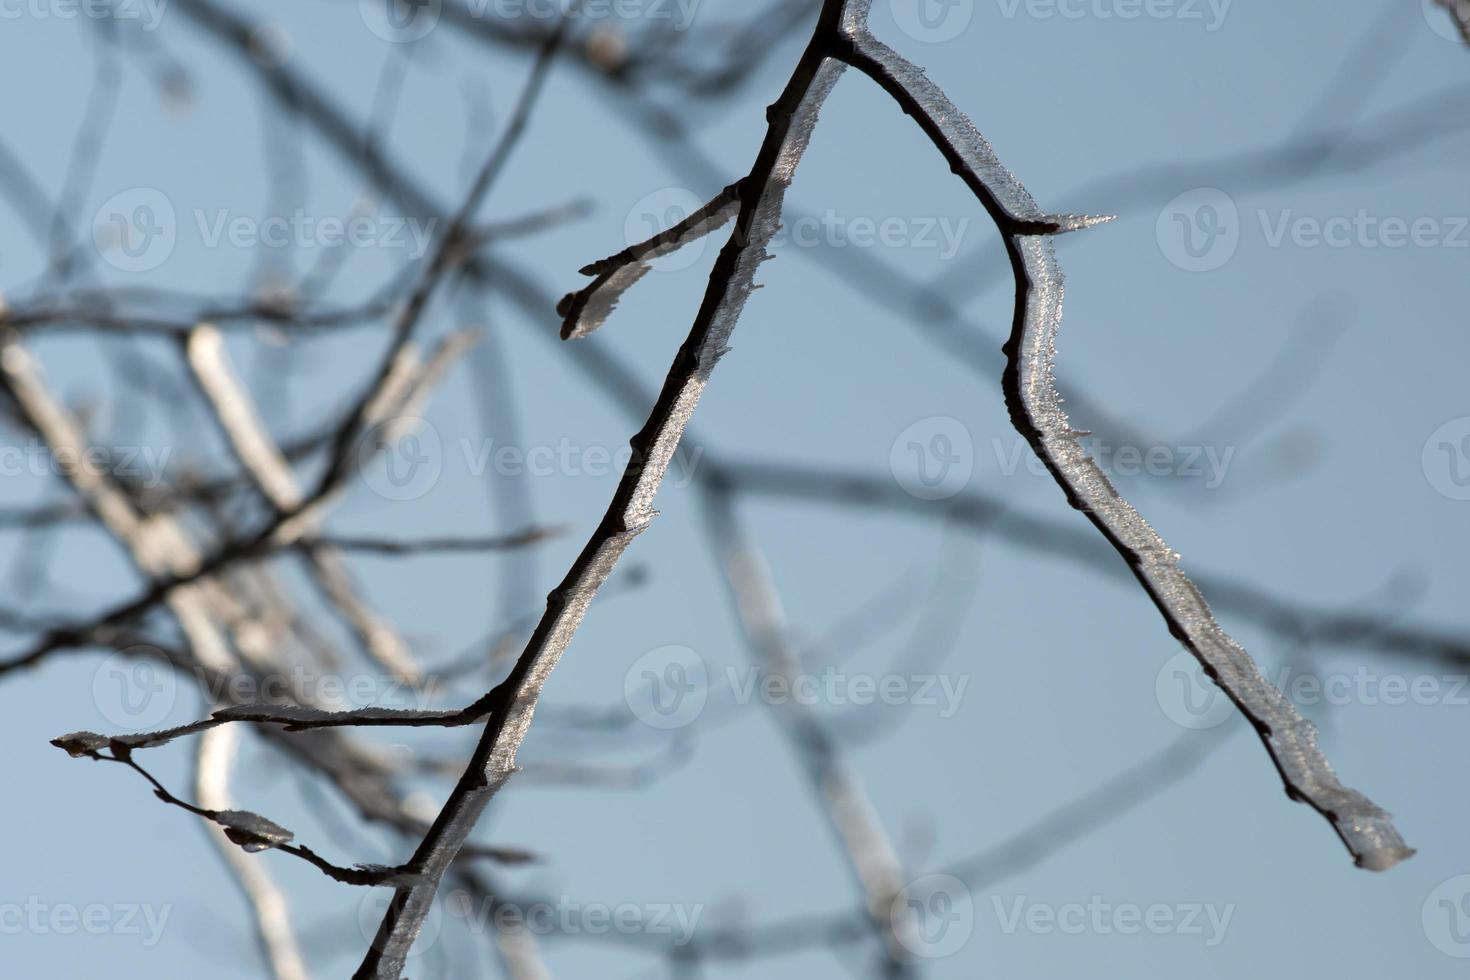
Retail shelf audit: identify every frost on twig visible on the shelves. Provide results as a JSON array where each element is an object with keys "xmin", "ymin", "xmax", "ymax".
[
  {"xmin": 54, "ymin": 733, "xmax": 401, "ymax": 885},
  {"xmin": 835, "ymin": 4, "xmax": 1410, "ymax": 870},
  {"xmin": 53, "ymin": 698, "xmax": 496, "ymax": 755},
  {"xmin": 356, "ymin": 17, "xmax": 852, "ymax": 977},
  {"xmin": 556, "ymin": 180, "xmax": 742, "ymax": 339},
  {"xmin": 15, "ymin": 1, "xmax": 1414, "ymax": 974}
]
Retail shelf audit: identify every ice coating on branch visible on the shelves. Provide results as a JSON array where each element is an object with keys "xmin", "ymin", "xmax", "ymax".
[
  {"xmin": 842, "ymin": 21, "xmax": 1412, "ymax": 871},
  {"xmin": 361, "ymin": 40, "xmax": 858, "ymax": 980},
  {"xmin": 557, "ymin": 183, "xmax": 742, "ymax": 339},
  {"xmin": 50, "ymin": 702, "xmax": 488, "ymax": 759},
  {"xmin": 53, "ymin": 731, "xmax": 110, "ymax": 757},
  {"xmin": 218, "ymin": 809, "xmax": 295, "ymax": 852}
]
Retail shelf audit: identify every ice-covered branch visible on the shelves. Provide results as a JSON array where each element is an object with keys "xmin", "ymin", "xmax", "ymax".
[
  {"xmin": 556, "ymin": 181, "xmax": 742, "ymax": 339},
  {"xmin": 836, "ymin": 5, "xmax": 1410, "ymax": 870},
  {"xmin": 354, "ymin": 5, "xmax": 855, "ymax": 974}
]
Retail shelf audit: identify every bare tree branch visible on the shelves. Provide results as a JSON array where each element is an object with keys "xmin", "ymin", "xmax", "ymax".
[{"xmin": 837, "ymin": 9, "xmax": 1410, "ymax": 869}]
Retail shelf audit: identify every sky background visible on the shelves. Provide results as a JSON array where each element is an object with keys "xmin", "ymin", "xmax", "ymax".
[{"xmin": 2, "ymin": 0, "xmax": 1470, "ymax": 977}]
